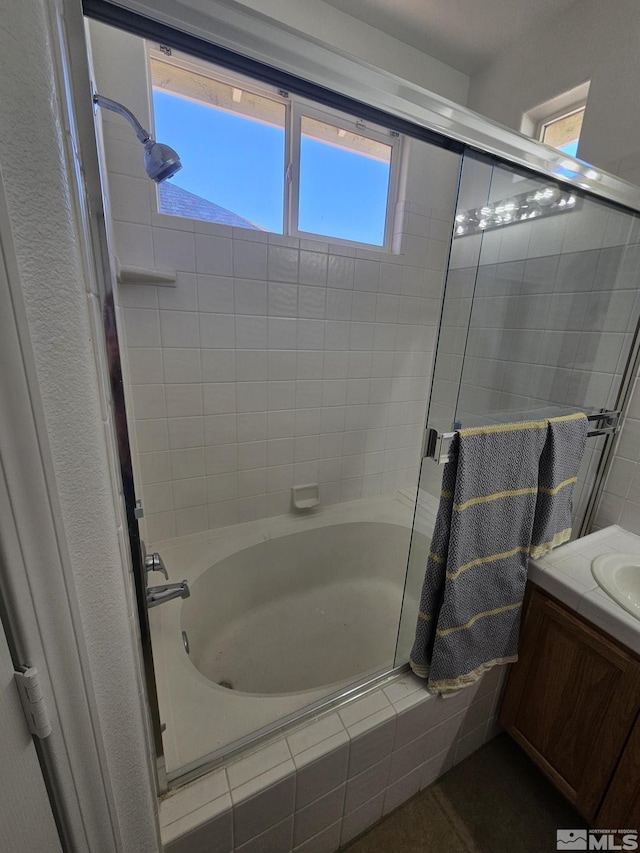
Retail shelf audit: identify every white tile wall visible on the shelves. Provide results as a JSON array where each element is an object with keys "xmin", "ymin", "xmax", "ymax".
[
  {"xmin": 429, "ymin": 192, "xmax": 640, "ymax": 530},
  {"xmin": 160, "ymin": 667, "xmax": 507, "ymax": 853},
  {"xmin": 103, "ymin": 120, "xmax": 456, "ymax": 538},
  {"xmin": 587, "ymin": 154, "xmax": 640, "ymax": 533},
  {"xmin": 595, "ymin": 369, "xmax": 640, "ymax": 534},
  {"xmin": 440, "ymin": 214, "xmax": 638, "ymax": 427}
]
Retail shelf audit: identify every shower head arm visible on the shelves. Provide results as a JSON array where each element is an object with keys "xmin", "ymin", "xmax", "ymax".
[
  {"xmin": 92, "ymin": 91, "xmax": 182, "ymax": 184},
  {"xmin": 93, "ymin": 93, "xmax": 152, "ymax": 145}
]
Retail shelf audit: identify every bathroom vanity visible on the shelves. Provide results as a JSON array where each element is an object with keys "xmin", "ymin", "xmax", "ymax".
[{"xmin": 500, "ymin": 526, "xmax": 640, "ymax": 826}]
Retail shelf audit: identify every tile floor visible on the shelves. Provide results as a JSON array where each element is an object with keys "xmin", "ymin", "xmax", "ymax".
[{"xmin": 343, "ymin": 734, "xmax": 586, "ymax": 852}]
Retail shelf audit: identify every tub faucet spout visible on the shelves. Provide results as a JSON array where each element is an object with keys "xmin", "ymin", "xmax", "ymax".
[{"xmin": 147, "ymin": 580, "xmax": 190, "ymax": 608}]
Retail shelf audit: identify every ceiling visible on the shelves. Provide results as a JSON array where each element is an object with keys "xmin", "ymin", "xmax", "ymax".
[{"xmin": 322, "ymin": 0, "xmax": 580, "ymax": 75}]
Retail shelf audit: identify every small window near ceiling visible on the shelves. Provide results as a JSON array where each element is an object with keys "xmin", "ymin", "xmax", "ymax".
[
  {"xmin": 540, "ymin": 106, "xmax": 585, "ymax": 157},
  {"xmin": 522, "ymin": 82, "xmax": 590, "ymax": 159},
  {"xmin": 149, "ymin": 46, "xmax": 401, "ymax": 249}
]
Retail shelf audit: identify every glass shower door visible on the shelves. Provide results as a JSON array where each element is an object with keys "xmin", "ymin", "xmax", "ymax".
[{"xmin": 395, "ymin": 151, "xmax": 640, "ymax": 664}]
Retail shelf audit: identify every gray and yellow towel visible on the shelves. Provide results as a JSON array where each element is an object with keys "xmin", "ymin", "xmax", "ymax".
[
  {"xmin": 410, "ymin": 413, "xmax": 587, "ymax": 694},
  {"xmin": 530, "ymin": 413, "xmax": 588, "ymax": 558}
]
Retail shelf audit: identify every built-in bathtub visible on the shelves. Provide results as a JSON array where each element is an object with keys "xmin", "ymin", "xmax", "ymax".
[
  {"xmin": 152, "ymin": 491, "xmax": 506, "ymax": 852},
  {"xmin": 184, "ymin": 520, "xmax": 412, "ymax": 695},
  {"xmin": 148, "ymin": 493, "xmax": 428, "ymax": 779}
]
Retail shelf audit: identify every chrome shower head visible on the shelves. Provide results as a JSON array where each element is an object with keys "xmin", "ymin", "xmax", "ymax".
[
  {"xmin": 93, "ymin": 93, "xmax": 182, "ymax": 184},
  {"xmin": 143, "ymin": 140, "xmax": 182, "ymax": 183}
]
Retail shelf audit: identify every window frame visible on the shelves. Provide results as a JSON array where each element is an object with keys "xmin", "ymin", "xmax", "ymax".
[
  {"xmin": 147, "ymin": 44, "xmax": 402, "ymax": 252},
  {"xmin": 148, "ymin": 45, "xmax": 291, "ymax": 234},
  {"xmin": 521, "ymin": 81, "xmax": 589, "ymax": 156},
  {"xmin": 537, "ymin": 104, "xmax": 586, "ymax": 153},
  {"xmin": 289, "ymin": 99, "xmax": 401, "ymax": 250}
]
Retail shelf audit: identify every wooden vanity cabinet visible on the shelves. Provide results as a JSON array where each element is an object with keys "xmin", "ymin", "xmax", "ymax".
[
  {"xmin": 597, "ymin": 709, "xmax": 640, "ymax": 827},
  {"xmin": 499, "ymin": 584, "xmax": 640, "ymax": 823}
]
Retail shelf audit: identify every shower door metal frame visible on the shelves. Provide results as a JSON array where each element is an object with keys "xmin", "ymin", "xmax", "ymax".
[{"xmin": 74, "ymin": 0, "xmax": 640, "ymax": 790}]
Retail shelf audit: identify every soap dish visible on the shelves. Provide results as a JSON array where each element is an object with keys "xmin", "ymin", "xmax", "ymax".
[{"xmin": 291, "ymin": 483, "xmax": 320, "ymax": 511}]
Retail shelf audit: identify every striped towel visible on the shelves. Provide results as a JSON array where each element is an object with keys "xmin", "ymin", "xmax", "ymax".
[
  {"xmin": 410, "ymin": 413, "xmax": 587, "ymax": 694},
  {"xmin": 530, "ymin": 414, "xmax": 588, "ymax": 558}
]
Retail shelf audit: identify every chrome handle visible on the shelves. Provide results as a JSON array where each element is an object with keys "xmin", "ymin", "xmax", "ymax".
[
  {"xmin": 140, "ymin": 539, "xmax": 169, "ymax": 580},
  {"xmin": 423, "ymin": 427, "xmax": 456, "ymax": 465},
  {"xmin": 144, "ymin": 552, "xmax": 168, "ymax": 580}
]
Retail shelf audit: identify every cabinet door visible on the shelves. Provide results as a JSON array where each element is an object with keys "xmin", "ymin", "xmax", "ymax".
[
  {"xmin": 598, "ymin": 711, "xmax": 640, "ymax": 827},
  {"xmin": 500, "ymin": 586, "xmax": 640, "ymax": 822}
]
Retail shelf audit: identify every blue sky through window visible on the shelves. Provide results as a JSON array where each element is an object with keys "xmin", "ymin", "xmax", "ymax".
[
  {"xmin": 299, "ymin": 136, "xmax": 390, "ymax": 246},
  {"xmin": 153, "ymin": 89, "xmax": 391, "ymax": 244},
  {"xmin": 558, "ymin": 140, "xmax": 579, "ymax": 157},
  {"xmin": 153, "ymin": 90, "xmax": 285, "ymax": 232}
]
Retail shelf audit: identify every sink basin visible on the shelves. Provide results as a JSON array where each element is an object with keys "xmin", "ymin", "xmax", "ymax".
[{"xmin": 592, "ymin": 554, "xmax": 640, "ymax": 621}]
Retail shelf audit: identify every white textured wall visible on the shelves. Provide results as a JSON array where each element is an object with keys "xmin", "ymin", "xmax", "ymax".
[
  {"xmin": 0, "ymin": 2, "xmax": 158, "ymax": 849},
  {"xmin": 155, "ymin": 0, "xmax": 469, "ymax": 105},
  {"xmin": 468, "ymin": 0, "xmax": 640, "ymax": 175},
  {"xmin": 221, "ymin": 0, "xmax": 469, "ymax": 104}
]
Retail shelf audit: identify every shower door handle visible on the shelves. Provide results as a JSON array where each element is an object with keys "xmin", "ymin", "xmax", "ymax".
[{"xmin": 423, "ymin": 427, "xmax": 456, "ymax": 464}]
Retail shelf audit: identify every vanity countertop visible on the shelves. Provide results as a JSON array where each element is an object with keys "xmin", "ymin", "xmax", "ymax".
[{"xmin": 528, "ymin": 524, "xmax": 640, "ymax": 655}]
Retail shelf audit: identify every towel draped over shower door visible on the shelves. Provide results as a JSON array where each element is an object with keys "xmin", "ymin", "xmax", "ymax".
[{"xmin": 410, "ymin": 413, "xmax": 588, "ymax": 694}]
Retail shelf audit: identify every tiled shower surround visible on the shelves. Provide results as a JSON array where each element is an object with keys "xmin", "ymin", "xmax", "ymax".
[
  {"xmin": 104, "ymin": 111, "xmax": 456, "ymax": 539},
  {"xmin": 597, "ymin": 369, "xmax": 640, "ymax": 534},
  {"xmin": 91, "ymin": 27, "xmax": 640, "ymax": 853},
  {"xmin": 424, "ymin": 176, "xmax": 640, "ymax": 527},
  {"xmin": 591, "ymin": 154, "xmax": 640, "ymax": 537},
  {"xmin": 433, "ymin": 199, "xmax": 640, "ymax": 430}
]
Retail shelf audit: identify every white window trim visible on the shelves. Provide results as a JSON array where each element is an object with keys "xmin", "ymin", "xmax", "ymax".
[
  {"xmin": 147, "ymin": 44, "xmax": 402, "ymax": 252},
  {"xmin": 521, "ymin": 80, "xmax": 590, "ymax": 146},
  {"xmin": 289, "ymin": 99, "xmax": 401, "ymax": 251}
]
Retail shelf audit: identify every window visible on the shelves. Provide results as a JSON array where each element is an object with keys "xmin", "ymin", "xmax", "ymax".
[
  {"xmin": 522, "ymin": 82, "xmax": 589, "ymax": 159},
  {"xmin": 149, "ymin": 46, "xmax": 401, "ymax": 249},
  {"xmin": 296, "ymin": 112, "xmax": 393, "ymax": 246},
  {"xmin": 539, "ymin": 106, "xmax": 585, "ymax": 157}
]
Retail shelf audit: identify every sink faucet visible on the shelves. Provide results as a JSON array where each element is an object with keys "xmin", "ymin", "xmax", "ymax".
[{"xmin": 147, "ymin": 580, "xmax": 190, "ymax": 608}]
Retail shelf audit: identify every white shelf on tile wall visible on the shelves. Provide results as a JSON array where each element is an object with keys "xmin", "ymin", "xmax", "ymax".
[{"xmin": 116, "ymin": 257, "xmax": 176, "ymax": 287}]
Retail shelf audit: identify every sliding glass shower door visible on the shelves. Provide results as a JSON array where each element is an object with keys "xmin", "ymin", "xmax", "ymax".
[{"xmin": 395, "ymin": 151, "xmax": 640, "ymax": 664}]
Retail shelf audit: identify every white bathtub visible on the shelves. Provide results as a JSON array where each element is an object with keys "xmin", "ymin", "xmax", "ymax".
[
  {"xmin": 149, "ymin": 494, "xmax": 429, "ymax": 778},
  {"xmin": 183, "ymin": 520, "xmax": 412, "ymax": 695}
]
